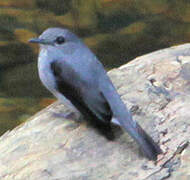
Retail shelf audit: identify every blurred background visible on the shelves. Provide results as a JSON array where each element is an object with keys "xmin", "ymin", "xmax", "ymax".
[{"xmin": 0, "ymin": 0, "xmax": 190, "ymax": 135}]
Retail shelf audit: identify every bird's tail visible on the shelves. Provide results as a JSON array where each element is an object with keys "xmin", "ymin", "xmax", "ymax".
[
  {"xmin": 132, "ymin": 122, "xmax": 162, "ymax": 160},
  {"xmin": 101, "ymin": 82, "xmax": 162, "ymax": 160},
  {"xmin": 112, "ymin": 117, "xmax": 162, "ymax": 160}
]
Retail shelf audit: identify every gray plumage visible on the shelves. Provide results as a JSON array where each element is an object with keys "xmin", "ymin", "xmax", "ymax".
[{"xmin": 29, "ymin": 28, "xmax": 162, "ymax": 160}]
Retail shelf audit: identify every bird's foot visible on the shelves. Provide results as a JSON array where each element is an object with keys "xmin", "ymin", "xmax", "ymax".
[{"xmin": 52, "ymin": 111, "xmax": 80, "ymax": 120}]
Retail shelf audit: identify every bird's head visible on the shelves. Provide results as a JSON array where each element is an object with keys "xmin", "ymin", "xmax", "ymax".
[{"xmin": 29, "ymin": 28, "xmax": 82, "ymax": 50}]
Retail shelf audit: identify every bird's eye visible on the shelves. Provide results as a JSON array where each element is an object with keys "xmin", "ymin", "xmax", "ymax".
[{"xmin": 55, "ymin": 36, "xmax": 65, "ymax": 44}]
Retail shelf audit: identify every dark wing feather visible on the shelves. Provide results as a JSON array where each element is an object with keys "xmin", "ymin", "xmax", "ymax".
[{"xmin": 50, "ymin": 60, "xmax": 112, "ymax": 124}]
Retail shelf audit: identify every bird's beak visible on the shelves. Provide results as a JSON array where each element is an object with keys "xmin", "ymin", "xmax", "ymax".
[{"xmin": 29, "ymin": 38, "xmax": 53, "ymax": 45}]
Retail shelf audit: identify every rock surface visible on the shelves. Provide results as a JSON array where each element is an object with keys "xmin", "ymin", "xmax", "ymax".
[{"xmin": 1, "ymin": 44, "xmax": 190, "ymax": 179}]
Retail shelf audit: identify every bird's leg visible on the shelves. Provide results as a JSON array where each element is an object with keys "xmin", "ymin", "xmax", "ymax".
[
  {"xmin": 50, "ymin": 99, "xmax": 81, "ymax": 120},
  {"xmin": 52, "ymin": 111, "xmax": 79, "ymax": 119}
]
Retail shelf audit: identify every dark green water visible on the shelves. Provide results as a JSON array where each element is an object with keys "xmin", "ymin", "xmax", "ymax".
[{"xmin": 1, "ymin": 0, "xmax": 190, "ymax": 135}]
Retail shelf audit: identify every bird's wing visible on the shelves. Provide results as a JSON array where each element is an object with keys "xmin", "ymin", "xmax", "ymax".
[{"xmin": 50, "ymin": 60, "xmax": 112, "ymax": 124}]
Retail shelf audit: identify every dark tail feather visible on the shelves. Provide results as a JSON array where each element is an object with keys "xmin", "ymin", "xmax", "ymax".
[{"xmin": 135, "ymin": 123, "xmax": 162, "ymax": 160}]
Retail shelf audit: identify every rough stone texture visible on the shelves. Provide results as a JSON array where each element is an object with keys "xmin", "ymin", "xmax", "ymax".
[{"xmin": 1, "ymin": 44, "xmax": 190, "ymax": 179}]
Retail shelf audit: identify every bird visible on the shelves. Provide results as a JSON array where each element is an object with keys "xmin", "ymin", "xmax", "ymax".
[{"xmin": 29, "ymin": 27, "xmax": 162, "ymax": 160}]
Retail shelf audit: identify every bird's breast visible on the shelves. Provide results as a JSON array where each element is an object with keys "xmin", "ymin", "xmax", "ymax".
[{"xmin": 38, "ymin": 49, "xmax": 57, "ymax": 93}]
